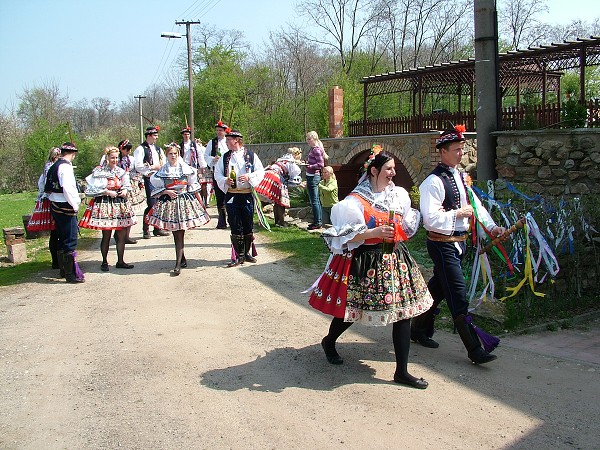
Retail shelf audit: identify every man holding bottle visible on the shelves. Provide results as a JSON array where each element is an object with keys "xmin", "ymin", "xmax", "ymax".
[
  {"xmin": 214, "ymin": 129, "xmax": 264, "ymax": 267},
  {"xmin": 204, "ymin": 121, "xmax": 230, "ymax": 228}
]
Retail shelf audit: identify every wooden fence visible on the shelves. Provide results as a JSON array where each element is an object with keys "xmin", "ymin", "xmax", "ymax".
[{"xmin": 349, "ymin": 99, "xmax": 600, "ymax": 136}]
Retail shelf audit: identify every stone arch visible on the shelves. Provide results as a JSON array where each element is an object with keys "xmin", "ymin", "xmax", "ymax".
[{"xmin": 335, "ymin": 140, "xmax": 418, "ymax": 199}]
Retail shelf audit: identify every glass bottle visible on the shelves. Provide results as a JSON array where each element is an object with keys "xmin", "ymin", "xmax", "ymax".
[
  {"xmin": 229, "ymin": 165, "xmax": 237, "ymax": 189},
  {"xmin": 381, "ymin": 209, "xmax": 395, "ymax": 254}
]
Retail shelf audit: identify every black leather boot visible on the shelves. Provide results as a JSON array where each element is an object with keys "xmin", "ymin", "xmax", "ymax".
[
  {"xmin": 227, "ymin": 235, "xmax": 245, "ymax": 267},
  {"xmin": 57, "ymin": 250, "xmax": 65, "ymax": 278},
  {"xmin": 454, "ymin": 314, "xmax": 497, "ymax": 364},
  {"xmin": 63, "ymin": 252, "xmax": 85, "ymax": 284},
  {"xmin": 410, "ymin": 298, "xmax": 441, "ymax": 348},
  {"xmin": 244, "ymin": 234, "xmax": 257, "ymax": 263},
  {"xmin": 216, "ymin": 207, "xmax": 228, "ymax": 229}
]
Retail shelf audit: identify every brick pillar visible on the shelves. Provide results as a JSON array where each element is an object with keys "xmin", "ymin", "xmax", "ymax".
[{"xmin": 328, "ymin": 86, "xmax": 344, "ymax": 138}]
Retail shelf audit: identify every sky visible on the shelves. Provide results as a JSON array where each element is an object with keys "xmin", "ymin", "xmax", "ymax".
[{"xmin": 0, "ymin": 0, "xmax": 596, "ymax": 113}]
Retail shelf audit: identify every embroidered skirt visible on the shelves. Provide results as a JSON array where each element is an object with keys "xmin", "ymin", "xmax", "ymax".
[
  {"xmin": 129, "ymin": 174, "xmax": 146, "ymax": 213},
  {"xmin": 254, "ymin": 171, "xmax": 290, "ymax": 208},
  {"xmin": 27, "ymin": 198, "xmax": 55, "ymax": 231},
  {"xmin": 309, "ymin": 243, "xmax": 433, "ymax": 326},
  {"xmin": 198, "ymin": 167, "xmax": 213, "ymax": 184},
  {"xmin": 146, "ymin": 192, "xmax": 210, "ymax": 231},
  {"xmin": 79, "ymin": 196, "xmax": 137, "ymax": 230}
]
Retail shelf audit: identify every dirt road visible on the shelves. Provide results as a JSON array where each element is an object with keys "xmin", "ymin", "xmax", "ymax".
[{"xmin": 1, "ymin": 211, "xmax": 599, "ymax": 449}]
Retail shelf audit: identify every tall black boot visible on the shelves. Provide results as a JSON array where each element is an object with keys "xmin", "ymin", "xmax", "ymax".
[
  {"xmin": 62, "ymin": 252, "xmax": 85, "ymax": 284},
  {"xmin": 227, "ymin": 235, "xmax": 245, "ymax": 267},
  {"xmin": 216, "ymin": 207, "xmax": 227, "ymax": 229},
  {"xmin": 57, "ymin": 250, "xmax": 65, "ymax": 278},
  {"xmin": 454, "ymin": 314, "xmax": 497, "ymax": 364},
  {"xmin": 142, "ymin": 221, "xmax": 151, "ymax": 239},
  {"xmin": 244, "ymin": 234, "xmax": 257, "ymax": 263},
  {"xmin": 410, "ymin": 297, "xmax": 441, "ymax": 348},
  {"xmin": 49, "ymin": 232, "xmax": 59, "ymax": 269},
  {"xmin": 274, "ymin": 204, "xmax": 286, "ymax": 227}
]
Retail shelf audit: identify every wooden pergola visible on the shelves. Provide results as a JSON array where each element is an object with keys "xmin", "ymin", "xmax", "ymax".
[{"xmin": 350, "ymin": 36, "xmax": 600, "ymax": 136}]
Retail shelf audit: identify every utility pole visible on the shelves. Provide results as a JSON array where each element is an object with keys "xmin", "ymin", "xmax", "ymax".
[
  {"xmin": 175, "ymin": 20, "xmax": 201, "ymax": 139},
  {"xmin": 134, "ymin": 95, "xmax": 146, "ymax": 144},
  {"xmin": 474, "ymin": 0, "xmax": 501, "ymax": 182}
]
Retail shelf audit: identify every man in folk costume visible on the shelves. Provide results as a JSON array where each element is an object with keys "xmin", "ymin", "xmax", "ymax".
[
  {"xmin": 179, "ymin": 126, "xmax": 209, "ymax": 206},
  {"xmin": 133, "ymin": 126, "xmax": 169, "ymax": 239},
  {"xmin": 45, "ymin": 142, "xmax": 84, "ymax": 284},
  {"xmin": 412, "ymin": 124, "xmax": 505, "ymax": 364},
  {"xmin": 204, "ymin": 120, "xmax": 230, "ymax": 229},
  {"xmin": 214, "ymin": 129, "xmax": 264, "ymax": 267}
]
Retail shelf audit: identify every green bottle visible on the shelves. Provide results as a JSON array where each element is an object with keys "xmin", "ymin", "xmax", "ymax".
[{"xmin": 381, "ymin": 209, "xmax": 395, "ymax": 254}]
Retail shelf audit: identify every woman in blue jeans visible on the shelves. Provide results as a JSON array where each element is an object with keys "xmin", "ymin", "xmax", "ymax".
[{"xmin": 305, "ymin": 130, "xmax": 326, "ymax": 230}]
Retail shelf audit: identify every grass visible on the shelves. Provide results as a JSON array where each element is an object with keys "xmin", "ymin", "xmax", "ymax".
[{"xmin": 0, "ymin": 191, "xmax": 96, "ymax": 286}]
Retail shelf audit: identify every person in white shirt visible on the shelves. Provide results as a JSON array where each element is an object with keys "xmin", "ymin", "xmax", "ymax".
[
  {"xmin": 413, "ymin": 124, "xmax": 505, "ymax": 364},
  {"xmin": 204, "ymin": 121, "xmax": 230, "ymax": 228},
  {"xmin": 133, "ymin": 126, "xmax": 169, "ymax": 239},
  {"xmin": 214, "ymin": 129, "xmax": 264, "ymax": 267},
  {"xmin": 179, "ymin": 126, "xmax": 209, "ymax": 205},
  {"xmin": 45, "ymin": 142, "xmax": 84, "ymax": 283}
]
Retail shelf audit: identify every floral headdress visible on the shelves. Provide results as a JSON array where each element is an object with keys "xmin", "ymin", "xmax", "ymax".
[
  {"xmin": 145, "ymin": 125, "xmax": 160, "ymax": 135},
  {"xmin": 436, "ymin": 124, "xmax": 466, "ymax": 149},
  {"xmin": 363, "ymin": 144, "xmax": 383, "ymax": 171}
]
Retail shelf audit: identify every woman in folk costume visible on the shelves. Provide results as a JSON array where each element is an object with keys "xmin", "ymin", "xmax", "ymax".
[
  {"xmin": 146, "ymin": 143, "xmax": 211, "ymax": 276},
  {"xmin": 308, "ymin": 147, "xmax": 434, "ymax": 389},
  {"xmin": 79, "ymin": 146, "xmax": 137, "ymax": 271},
  {"xmin": 27, "ymin": 147, "xmax": 61, "ymax": 269},
  {"xmin": 249, "ymin": 147, "xmax": 303, "ymax": 227}
]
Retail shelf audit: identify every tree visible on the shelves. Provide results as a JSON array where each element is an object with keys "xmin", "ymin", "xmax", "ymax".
[
  {"xmin": 17, "ymin": 80, "xmax": 69, "ymax": 128},
  {"xmin": 498, "ymin": 0, "xmax": 548, "ymax": 50},
  {"xmin": 296, "ymin": 0, "xmax": 383, "ymax": 73}
]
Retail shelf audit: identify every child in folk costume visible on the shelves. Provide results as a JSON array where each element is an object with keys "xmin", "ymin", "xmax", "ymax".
[
  {"xmin": 146, "ymin": 143, "xmax": 211, "ymax": 275},
  {"xmin": 27, "ymin": 147, "xmax": 61, "ymax": 269},
  {"xmin": 249, "ymin": 147, "xmax": 303, "ymax": 227},
  {"xmin": 308, "ymin": 147, "xmax": 433, "ymax": 389},
  {"xmin": 79, "ymin": 146, "xmax": 137, "ymax": 271}
]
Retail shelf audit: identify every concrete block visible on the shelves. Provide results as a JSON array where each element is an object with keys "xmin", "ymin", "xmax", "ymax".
[{"xmin": 7, "ymin": 243, "xmax": 27, "ymax": 264}]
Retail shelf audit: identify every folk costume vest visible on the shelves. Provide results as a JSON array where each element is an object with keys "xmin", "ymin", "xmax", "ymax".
[
  {"xmin": 141, "ymin": 141, "xmax": 163, "ymax": 166},
  {"xmin": 348, "ymin": 193, "xmax": 408, "ymax": 245},
  {"xmin": 431, "ymin": 164, "xmax": 464, "ymax": 211},
  {"xmin": 45, "ymin": 159, "xmax": 70, "ymax": 194},
  {"xmin": 222, "ymin": 148, "xmax": 255, "ymax": 177}
]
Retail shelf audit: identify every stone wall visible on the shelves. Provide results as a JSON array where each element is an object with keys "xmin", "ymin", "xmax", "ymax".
[
  {"xmin": 493, "ymin": 129, "xmax": 600, "ymax": 196},
  {"xmin": 246, "ymin": 133, "xmax": 440, "ymax": 185}
]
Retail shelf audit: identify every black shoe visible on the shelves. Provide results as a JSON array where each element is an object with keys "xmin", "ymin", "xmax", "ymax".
[
  {"xmin": 171, "ymin": 267, "xmax": 181, "ymax": 276},
  {"xmin": 153, "ymin": 229, "xmax": 169, "ymax": 237},
  {"xmin": 321, "ymin": 337, "xmax": 343, "ymax": 365},
  {"xmin": 143, "ymin": 232, "xmax": 151, "ymax": 239},
  {"xmin": 180, "ymin": 256, "xmax": 187, "ymax": 269},
  {"xmin": 244, "ymin": 254, "xmax": 257, "ymax": 263},
  {"xmin": 227, "ymin": 258, "xmax": 244, "ymax": 268},
  {"xmin": 116, "ymin": 262, "xmax": 134, "ymax": 269},
  {"xmin": 411, "ymin": 334, "xmax": 439, "ymax": 348},
  {"xmin": 468, "ymin": 348, "xmax": 498, "ymax": 364},
  {"xmin": 393, "ymin": 374, "xmax": 429, "ymax": 389},
  {"xmin": 124, "ymin": 238, "xmax": 137, "ymax": 244},
  {"xmin": 307, "ymin": 223, "xmax": 322, "ymax": 231},
  {"xmin": 101, "ymin": 262, "xmax": 109, "ymax": 272}
]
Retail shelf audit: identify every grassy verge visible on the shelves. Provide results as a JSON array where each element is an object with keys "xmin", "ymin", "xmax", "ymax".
[{"xmin": 0, "ymin": 191, "xmax": 96, "ymax": 286}]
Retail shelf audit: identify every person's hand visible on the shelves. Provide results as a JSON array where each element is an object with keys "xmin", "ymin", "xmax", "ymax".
[
  {"xmin": 238, "ymin": 174, "xmax": 249, "ymax": 183},
  {"xmin": 165, "ymin": 189, "xmax": 177, "ymax": 199},
  {"xmin": 226, "ymin": 178, "xmax": 234, "ymax": 186},
  {"xmin": 456, "ymin": 205, "xmax": 473, "ymax": 218},
  {"xmin": 117, "ymin": 190, "xmax": 127, "ymax": 198},
  {"xmin": 492, "ymin": 226, "xmax": 506, "ymax": 237},
  {"xmin": 213, "ymin": 154, "xmax": 221, "ymax": 162},
  {"xmin": 107, "ymin": 190, "xmax": 118, "ymax": 198},
  {"xmin": 377, "ymin": 224, "xmax": 394, "ymax": 240}
]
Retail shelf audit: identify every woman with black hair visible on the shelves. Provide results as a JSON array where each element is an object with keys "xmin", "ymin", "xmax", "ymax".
[{"xmin": 308, "ymin": 146, "xmax": 433, "ymax": 389}]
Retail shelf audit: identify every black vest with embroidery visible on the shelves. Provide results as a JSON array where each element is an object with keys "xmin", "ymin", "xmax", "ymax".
[
  {"xmin": 44, "ymin": 159, "xmax": 70, "ymax": 193},
  {"xmin": 179, "ymin": 140, "xmax": 197, "ymax": 158},
  {"xmin": 431, "ymin": 164, "xmax": 462, "ymax": 211},
  {"xmin": 142, "ymin": 141, "xmax": 162, "ymax": 165},
  {"xmin": 222, "ymin": 148, "xmax": 255, "ymax": 176}
]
